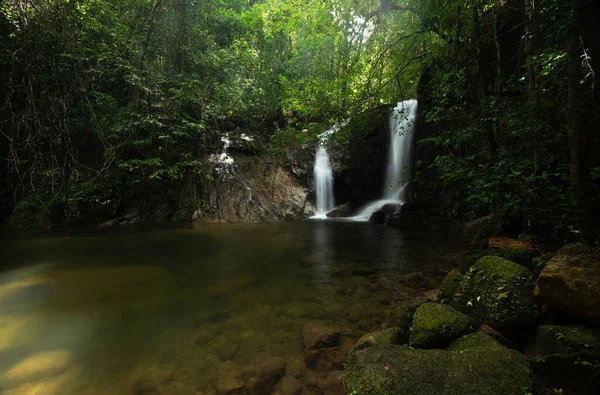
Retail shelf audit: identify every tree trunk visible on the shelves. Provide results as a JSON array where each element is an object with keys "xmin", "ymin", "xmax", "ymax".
[
  {"xmin": 525, "ymin": 0, "xmax": 541, "ymax": 174},
  {"xmin": 567, "ymin": 0, "xmax": 595, "ymax": 245}
]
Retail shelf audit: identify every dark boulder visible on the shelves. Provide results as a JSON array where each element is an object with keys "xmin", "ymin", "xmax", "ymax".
[
  {"xmin": 526, "ymin": 325, "xmax": 600, "ymax": 395},
  {"xmin": 326, "ymin": 202, "xmax": 354, "ymax": 218},
  {"xmin": 535, "ymin": 244, "xmax": 600, "ymax": 327},
  {"xmin": 368, "ymin": 210, "xmax": 385, "ymax": 224}
]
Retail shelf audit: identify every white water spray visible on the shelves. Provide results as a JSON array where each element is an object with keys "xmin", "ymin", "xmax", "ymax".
[
  {"xmin": 313, "ymin": 145, "xmax": 335, "ymax": 218},
  {"xmin": 352, "ymin": 100, "xmax": 418, "ymax": 221}
]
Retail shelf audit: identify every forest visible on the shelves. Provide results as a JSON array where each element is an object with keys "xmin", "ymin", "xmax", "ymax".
[
  {"xmin": 1, "ymin": 0, "xmax": 598, "ymax": 244},
  {"xmin": 1, "ymin": 2, "xmax": 600, "ymax": 395}
]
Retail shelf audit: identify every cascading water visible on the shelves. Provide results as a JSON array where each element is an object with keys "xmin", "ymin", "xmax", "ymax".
[
  {"xmin": 312, "ymin": 146, "xmax": 336, "ymax": 219},
  {"xmin": 353, "ymin": 100, "xmax": 418, "ymax": 220}
]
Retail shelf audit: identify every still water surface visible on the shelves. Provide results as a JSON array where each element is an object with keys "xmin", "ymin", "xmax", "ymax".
[{"xmin": 0, "ymin": 220, "xmax": 464, "ymax": 394}]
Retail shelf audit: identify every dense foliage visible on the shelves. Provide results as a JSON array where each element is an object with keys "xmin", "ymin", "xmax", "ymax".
[{"xmin": 1, "ymin": 0, "xmax": 598, "ymax": 241}]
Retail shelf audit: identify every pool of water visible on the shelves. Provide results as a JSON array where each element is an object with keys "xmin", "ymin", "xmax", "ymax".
[{"xmin": 0, "ymin": 220, "xmax": 465, "ymax": 394}]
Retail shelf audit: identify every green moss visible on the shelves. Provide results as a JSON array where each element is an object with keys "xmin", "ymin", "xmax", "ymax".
[
  {"xmin": 451, "ymin": 256, "xmax": 538, "ymax": 333},
  {"xmin": 384, "ymin": 297, "xmax": 427, "ymax": 332},
  {"xmin": 458, "ymin": 250, "xmax": 495, "ymax": 273},
  {"xmin": 450, "ymin": 332, "xmax": 504, "ymax": 352},
  {"xmin": 518, "ymin": 233, "xmax": 538, "ymax": 243},
  {"xmin": 345, "ymin": 344, "xmax": 532, "ymax": 395},
  {"xmin": 409, "ymin": 303, "xmax": 473, "ymax": 349},
  {"xmin": 459, "ymin": 248, "xmax": 539, "ymax": 273},
  {"xmin": 352, "ymin": 327, "xmax": 405, "ymax": 355},
  {"xmin": 438, "ymin": 269, "xmax": 463, "ymax": 303}
]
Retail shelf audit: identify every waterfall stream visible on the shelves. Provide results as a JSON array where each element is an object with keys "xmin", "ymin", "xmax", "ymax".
[
  {"xmin": 312, "ymin": 145, "xmax": 336, "ymax": 218},
  {"xmin": 353, "ymin": 100, "xmax": 418, "ymax": 220}
]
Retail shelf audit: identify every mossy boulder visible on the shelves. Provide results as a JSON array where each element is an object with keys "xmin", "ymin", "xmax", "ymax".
[
  {"xmin": 409, "ymin": 303, "xmax": 474, "ymax": 349},
  {"xmin": 459, "ymin": 248, "xmax": 539, "ymax": 273},
  {"xmin": 535, "ymin": 245, "xmax": 600, "ymax": 327},
  {"xmin": 448, "ymin": 332, "xmax": 504, "ymax": 352},
  {"xmin": 437, "ymin": 270, "xmax": 463, "ymax": 303},
  {"xmin": 527, "ymin": 325, "xmax": 600, "ymax": 395},
  {"xmin": 383, "ymin": 296, "xmax": 427, "ymax": 331},
  {"xmin": 344, "ymin": 344, "xmax": 531, "ymax": 395},
  {"xmin": 451, "ymin": 256, "xmax": 538, "ymax": 333},
  {"xmin": 352, "ymin": 327, "xmax": 405, "ymax": 354}
]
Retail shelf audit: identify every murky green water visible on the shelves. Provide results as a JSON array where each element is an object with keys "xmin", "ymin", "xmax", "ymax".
[{"xmin": 0, "ymin": 220, "xmax": 464, "ymax": 394}]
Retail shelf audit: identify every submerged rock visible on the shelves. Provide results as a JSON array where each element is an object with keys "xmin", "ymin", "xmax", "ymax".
[
  {"xmin": 302, "ymin": 321, "xmax": 341, "ymax": 351},
  {"xmin": 131, "ymin": 368, "xmax": 173, "ymax": 395},
  {"xmin": 535, "ymin": 244, "xmax": 600, "ymax": 327},
  {"xmin": 409, "ymin": 303, "xmax": 474, "ymax": 349},
  {"xmin": 215, "ymin": 370, "xmax": 244, "ymax": 393},
  {"xmin": 206, "ymin": 274, "xmax": 256, "ymax": 296},
  {"xmin": 437, "ymin": 269, "xmax": 463, "ymax": 303},
  {"xmin": 241, "ymin": 357, "xmax": 286, "ymax": 394},
  {"xmin": 2, "ymin": 350, "xmax": 73, "ymax": 388},
  {"xmin": 452, "ymin": 256, "xmax": 538, "ymax": 333},
  {"xmin": 344, "ymin": 344, "xmax": 531, "ymax": 395}
]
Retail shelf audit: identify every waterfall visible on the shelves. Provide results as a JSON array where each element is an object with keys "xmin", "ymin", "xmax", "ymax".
[
  {"xmin": 312, "ymin": 145, "xmax": 336, "ymax": 218},
  {"xmin": 352, "ymin": 100, "xmax": 418, "ymax": 220},
  {"xmin": 384, "ymin": 100, "xmax": 418, "ymax": 201}
]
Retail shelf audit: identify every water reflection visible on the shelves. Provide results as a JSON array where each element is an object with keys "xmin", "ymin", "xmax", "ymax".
[{"xmin": 0, "ymin": 221, "xmax": 463, "ymax": 394}]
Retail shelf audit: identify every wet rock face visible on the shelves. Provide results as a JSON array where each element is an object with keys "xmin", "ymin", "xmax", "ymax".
[
  {"xmin": 203, "ymin": 156, "xmax": 315, "ymax": 223},
  {"xmin": 451, "ymin": 256, "xmax": 538, "ymax": 333},
  {"xmin": 344, "ymin": 343, "xmax": 532, "ymax": 395},
  {"xmin": 327, "ymin": 105, "xmax": 394, "ymax": 205},
  {"xmin": 535, "ymin": 244, "xmax": 600, "ymax": 327}
]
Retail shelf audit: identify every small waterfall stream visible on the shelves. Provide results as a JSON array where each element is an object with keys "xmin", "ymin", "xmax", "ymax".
[
  {"xmin": 312, "ymin": 146, "xmax": 335, "ymax": 218},
  {"xmin": 353, "ymin": 100, "xmax": 418, "ymax": 220}
]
